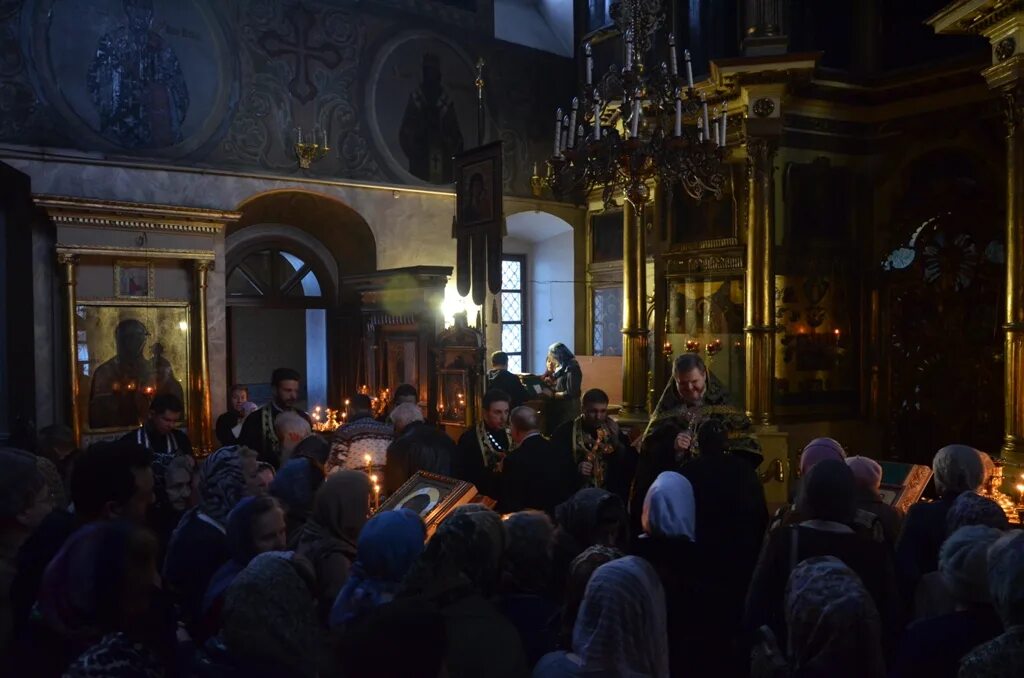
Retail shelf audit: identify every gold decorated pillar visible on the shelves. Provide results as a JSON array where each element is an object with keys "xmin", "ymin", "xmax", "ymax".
[
  {"xmin": 193, "ymin": 261, "xmax": 214, "ymax": 453},
  {"xmin": 930, "ymin": 3, "xmax": 1024, "ymax": 465},
  {"xmin": 621, "ymin": 199, "xmax": 650, "ymax": 418},
  {"xmin": 57, "ymin": 253, "xmax": 80, "ymax": 444}
]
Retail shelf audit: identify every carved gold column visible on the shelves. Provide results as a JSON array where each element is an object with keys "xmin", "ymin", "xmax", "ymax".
[
  {"xmin": 194, "ymin": 261, "xmax": 214, "ymax": 453},
  {"xmin": 57, "ymin": 253, "xmax": 80, "ymax": 444},
  {"xmin": 743, "ymin": 126, "xmax": 779, "ymax": 425},
  {"xmin": 621, "ymin": 199, "xmax": 650, "ymax": 418},
  {"xmin": 930, "ymin": 3, "xmax": 1024, "ymax": 464}
]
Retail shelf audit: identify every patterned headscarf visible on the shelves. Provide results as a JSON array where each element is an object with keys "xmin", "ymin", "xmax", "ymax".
[
  {"xmin": 945, "ymin": 491, "xmax": 1009, "ymax": 534},
  {"xmin": 932, "ymin": 444, "xmax": 984, "ymax": 496},
  {"xmin": 784, "ymin": 556, "xmax": 885, "ymax": 678},
  {"xmin": 561, "ymin": 545, "xmax": 624, "ymax": 647},
  {"xmin": 222, "ymin": 552, "xmax": 320, "ymax": 678},
  {"xmin": 939, "ymin": 525, "xmax": 1003, "ymax": 605},
  {"xmin": 572, "ymin": 555, "xmax": 669, "ymax": 678},
  {"xmin": 64, "ymin": 632, "xmax": 162, "ymax": 678},
  {"xmin": 197, "ymin": 446, "xmax": 248, "ymax": 525},
  {"xmin": 799, "ymin": 438, "xmax": 846, "ymax": 476},
  {"xmin": 330, "ymin": 508, "xmax": 425, "ymax": 628},
  {"xmin": 555, "ymin": 488, "xmax": 628, "ymax": 553},
  {"xmin": 641, "ymin": 471, "xmax": 696, "ymax": 540}
]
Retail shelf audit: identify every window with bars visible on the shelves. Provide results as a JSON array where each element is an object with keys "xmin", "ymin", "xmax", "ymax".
[
  {"xmin": 592, "ymin": 286, "xmax": 623, "ymax": 356},
  {"xmin": 500, "ymin": 255, "xmax": 526, "ymax": 373}
]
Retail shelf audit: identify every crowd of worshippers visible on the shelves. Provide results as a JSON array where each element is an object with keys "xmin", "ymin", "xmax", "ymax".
[{"xmin": 1, "ymin": 363, "xmax": 1024, "ymax": 678}]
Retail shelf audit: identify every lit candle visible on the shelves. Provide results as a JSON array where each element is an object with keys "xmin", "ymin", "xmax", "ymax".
[
  {"xmin": 374, "ymin": 483, "xmax": 381, "ymax": 511},
  {"xmin": 568, "ymin": 98, "xmax": 578, "ymax": 149},
  {"xmin": 585, "ymin": 42, "xmax": 593, "ymax": 85},
  {"xmin": 684, "ymin": 49, "xmax": 694, "ymax": 89},
  {"xmin": 668, "ymin": 33, "xmax": 677, "ymax": 76},
  {"xmin": 1017, "ymin": 483, "xmax": 1024, "ymax": 506},
  {"xmin": 720, "ymin": 105, "xmax": 727, "ymax": 146},
  {"xmin": 625, "ymin": 29, "xmax": 634, "ymax": 70},
  {"xmin": 674, "ymin": 92, "xmax": 682, "ymax": 137},
  {"xmin": 553, "ymin": 107, "xmax": 562, "ymax": 156},
  {"xmin": 364, "ymin": 453, "xmax": 372, "ymax": 475},
  {"xmin": 701, "ymin": 97, "xmax": 710, "ymax": 140},
  {"xmin": 630, "ymin": 96, "xmax": 640, "ymax": 138}
]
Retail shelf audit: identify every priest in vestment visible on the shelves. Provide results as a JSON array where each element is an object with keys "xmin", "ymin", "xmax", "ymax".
[{"xmin": 452, "ymin": 389, "xmax": 512, "ymax": 501}]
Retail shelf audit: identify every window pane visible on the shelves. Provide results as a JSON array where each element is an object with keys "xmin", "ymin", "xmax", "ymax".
[
  {"xmin": 227, "ymin": 268, "xmax": 262, "ymax": 297},
  {"xmin": 507, "ymin": 355, "xmax": 522, "ymax": 374},
  {"xmin": 593, "ymin": 287, "xmax": 623, "ymax": 356},
  {"xmin": 502, "ymin": 259, "xmax": 522, "ymax": 291},
  {"xmin": 502, "ymin": 324, "xmax": 522, "ymax": 354},
  {"xmin": 241, "ymin": 250, "xmax": 274, "ymax": 289},
  {"xmin": 501, "ymin": 292, "xmax": 521, "ymax": 322}
]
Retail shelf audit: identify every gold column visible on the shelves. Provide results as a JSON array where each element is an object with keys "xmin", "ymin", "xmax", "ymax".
[
  {"xmin": 194, "ymin": 261, "xmax": 214, "ymax": 453},
  {"xmin": 57, "ymin": 253, "xmax": 80, "ymax": 444},
  {"xmin": 744, "ymin": 134, "xmax": 778, "ymax": 425},
  {"xmin": 621, "ymin": 199, "xmax": 650, "ymax": 418}
]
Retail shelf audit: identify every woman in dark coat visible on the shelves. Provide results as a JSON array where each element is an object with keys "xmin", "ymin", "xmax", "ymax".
[{"xmin": 543, "ymin": 343, "xmax": 583, "ymax": 434}]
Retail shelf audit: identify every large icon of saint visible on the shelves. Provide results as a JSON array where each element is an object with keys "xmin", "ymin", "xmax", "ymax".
[
  {"xmin": 398, "ymin": 53, "xmax": 464, "ymax": 184},
  {"xmin": 86, "ymin": 0, "xmax": 190, "ymax": 148}
]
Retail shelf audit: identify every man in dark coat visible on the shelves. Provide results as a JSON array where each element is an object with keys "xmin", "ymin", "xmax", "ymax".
[
  {"xmin": 121, "ymin": 393, "xmax": 192, "ymax": 457},
  {"xmin": 237, "ymin": 367, "xmax": 311, "ymax": 468},
  {"xmin": 452, "ymin": 389, "xmax": 511, "ymax": 501},
  {"xmin": 486, "ymin": 352, "xmax": 531, "ymax": 409},
  {"xmin": 384, "ymin": 403, "xmax": 455, "ymax": 495},
  {"xmin": 500, "ymin": 406, "xmax": 573, "ymax": 515}
]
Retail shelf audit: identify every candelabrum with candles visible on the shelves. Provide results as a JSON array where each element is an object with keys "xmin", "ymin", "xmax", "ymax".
[
  {"xmin": 532, "ymin": 0, "xmax": 727, "ymax": 208},
  {"xmin": 357, "ymin": 385, "xmax": 391, "ymax": 419},
  {"xmin": 294, "ymin": 125, "xmax": 329, "ymax": 169},
  {"xmin": 310, "ymin": 406, "xmax": 342, "ymax": 432}
]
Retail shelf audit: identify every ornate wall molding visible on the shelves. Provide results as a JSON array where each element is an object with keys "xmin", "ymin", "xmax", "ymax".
[{"xmin": 36, "ymin": 195, "xmax": 240, "ymax": 235}]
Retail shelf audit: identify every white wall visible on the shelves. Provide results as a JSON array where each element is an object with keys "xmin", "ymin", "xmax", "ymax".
[{"xmin": 529, "ymin": 230, "xmax": 574, "ymax": 372}]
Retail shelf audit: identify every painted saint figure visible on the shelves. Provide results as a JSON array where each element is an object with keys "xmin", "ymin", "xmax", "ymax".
[
  {"xmin": 87, "ymin": 0, "xmax": 190, "ymax": 148},
  {"xmin": 398, "ymin": 53, "xmax": 464, "ymax": 183},
  {"xmin": 89, "ymin": 318, "xmax": 157, "ymax": 428}
]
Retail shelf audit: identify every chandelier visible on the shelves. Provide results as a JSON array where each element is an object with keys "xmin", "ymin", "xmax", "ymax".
[{"xmin": 532, "ymin": 0, "xmax": 728, "ymax": 208}]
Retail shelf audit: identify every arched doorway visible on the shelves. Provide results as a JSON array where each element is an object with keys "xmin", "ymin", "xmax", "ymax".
[{"xmin": 226, "ymin": 190, "xmax": 377, "ymax": 408}]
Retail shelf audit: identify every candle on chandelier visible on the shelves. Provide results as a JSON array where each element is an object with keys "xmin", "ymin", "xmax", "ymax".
[
  {"xmin": 568, "ymin": 98, "xmax": 578, "ymax": 149},
  {"xmin": 684, "ymin": 49, "xmax": 694, "ymax": 89},
  {"xmin": 322, "ymin": 126, "xmax": 328, "ymax": 148},
  {"xmin": 585, "ymin": 42, "xmax": 593, "ymax": 85},
  {"xmin": 594, "ymin": 99, "xmax": 602, "ymax": 140},
  {"xmin": 720, "ymin": 105, "xmax": 727, "ymax": 146},
  {"xmin": 701, "ymin": 97, "xmax": 710, "ymax": 140},
  {"xmin": 553, "ymin": 108, "xmax": 562, "ymax": 156},
  {"xmin": 697, "ymin": 120, "xmax": 703, "ymax": 143},
  {"xmin": 713, "ymin": 120, "xmax": 720, "ymax": 147},
  {"xmin": 674, "ymin": 93, "xmax": 682, "ymax": 137},
  {"xmin": 625, "ymin": 29, "xmax": 634, "ymax": 70},
  {"xmin": 630, "ymin": 97, "xmax": 641, "ymax": 138},
  {"xmin": 668, "ymin": 33, "xmax": 677, "ymax": 76},
  {"xmin": 297, "ymin": 126, "xmax": 303, "ymax": 145},
  {"xmin": 561, "ymin": 115, "xmax": 570, "ymax": 152},
  {"xmin": 576, "ymin": 124, "xmax": 584, "ymax": 143}
]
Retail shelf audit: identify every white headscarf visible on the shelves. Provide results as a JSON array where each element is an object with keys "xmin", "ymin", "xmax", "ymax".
[
  {"xmin": 572, "ymin": 555, "xmax": 669, "ymax": 678},
  {"xmin": 641, "ymin": 471, "xmax": 696, "ymax": 540}
]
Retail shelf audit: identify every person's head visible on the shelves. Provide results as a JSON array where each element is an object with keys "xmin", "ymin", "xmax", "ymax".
[
  {"xmin": 696, "ymin": 418, "xmax": 728, "ymax": 456},
  {"xmin": 672, "ymin": 353, "xmax": 707, "ymax": 405},
  {"xmin": 503, "ymin": 510, "xmax": 555, "ymax": 594},
  {"xmin": 152, "ymin": 452, "xmax": 197, "ymax": 513},
  {"xmin": 196, "ymin": 446, "xmax": 255, "ymax": 525},
  {"xmin": 255, "ymin": 462, "xmax": 275, "ymax": 495},
  {"xmin": 292, "ymin": 434, "xmax": 330, "ymax": 468},
  {"xmin": 641, "ymin": 471, "xmax": 696, "ymax": 541},
  {"xmin": 581, "ymin": 389, "xmax": 610, "ymax": 429},
  {"xmin": 509, "ymin": 406, "xmax": 540, "ymax": 445},
  {"xmin": 561, "ymin": 544, "xmax": 624, "ymax": 645},
  {"xmin": 939, "ymin": 525, "xmax": 1003, "ymax": 607},
  {"xmin": 274, "ymin": 411, "xmax": 312, "ymax": 464},
  {"xmin": 114, "ymin": 319, "xmax": 148, "ymax": 359},
  {"xmin": 490, "ymin": 351, "xmax": 509, "ymax": 369},
  {"xmin": 230, "ymin": 385, "xmax": 249, "ymax": 415},
  {"xmin": 555, "ymin": 487, "xmax": 630, "ymax": 552},
  {"xmin": 987, "ymin": 530, "xmax": 1024, "ymax": 627},
  {"xmin": 36, "ymin": 424, "xmax": 76, "ymax": 463},
  {"xmin": 946, "ymin": 491, "xmax": 1010, "ymax": 534},
  {"xmin": 223, "ymin": 553, "xmax": 319, "ymax": 677},
  {"xmin": 846, "ymin": 456, "xmax": 882, "ymax": 495},
  {"xmin": 393, "ymin": 383, "xmax": 418, "ymax": 406},
  {"xmin": 310, "ymin": 470, "xmax": 372, "ymax": 543},
  {"xmin": 72, "ymin": 441, "xmax": 154, "ymax": 524},
  {"xmin": 481, "ymin": 389, "xmax": 511, "ymax": 430},
  {"xmin": 572, "ymin": 556, "xmax": 669, "ymax": 676},
  {"xmin": 123, "ymin": 0, "xmax": 154, "ymax": 33},
  {"xmin": 0, "ymin": 447, "xmax": 50, "ymax": 533},
  {"xmin": 799, "ymin": 437, "xmax": 846, "ymax": 477},
  {"xmin": 226, "ymin": 496, "xmax": 287, "ymax": 564},
  {"xmin": 391, "ymin": 402, "xmax": 424, "ymax": 435},
  {"xmin": 271, "ymin": 368, "xmax": 302, "ymax": 409},
  {"xmin": 797, "ymin": 459, "xmax": 857, "ymax": 524},
  {"xmin": 347, "ymin": 393, "xmax": 373, "ymax": 419},
  {"xmin": 147, "ymin": 393, "xmax": 183, "ymax": 436},
  {"xmin": 784, "ymin": 556, "xmax": 885, "ymax": 677},
  {"xmin": 547, "ymin": 342, "xmax": 575, "ymax": 368},
  {"xmin": 933, "ymin": 444, "xmax": 985, "ymax": 497}
]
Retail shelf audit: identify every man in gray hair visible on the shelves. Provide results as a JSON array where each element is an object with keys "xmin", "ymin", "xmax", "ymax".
[
  {"xmin": 274, "ymin": 410, "xmax": 312, "ymax": 466},
  {"xmin": 384, "ymin": 403, "xmax": 454, "ymax": 495}
]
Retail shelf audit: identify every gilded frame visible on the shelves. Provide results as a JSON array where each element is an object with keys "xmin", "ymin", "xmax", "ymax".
[
  {"xmin": 438, "ymin": 368, "xmax": 470, "ymax": 426},
  {"xmin": 378, "ymin": 470, "xmax": 478, "ymax": 538}
]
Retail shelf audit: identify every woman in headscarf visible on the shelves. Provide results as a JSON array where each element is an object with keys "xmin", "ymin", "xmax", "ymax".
[
  {"xmin": 330, "ymin": 507, "xmax": 425, "ymax": 628},
  {"xmin": 200, "ymin": 496, "xmax": 287, "ymax": 635},
  {"xmin": 766, "ymin": 437, "xmax": 847, "ymax": 534},
  {"xmin": 634, "ymin": 472, "xmax": 702, "ymax": 677},
  {"xmin": 400, "ymin": 505, "xmax": 529, "ymax": 677},
  {"xmin": 148, "ymin": 451, "xmax": 197, "ymax": 562},
  {"xmin": 499, "ymin": 510, "xmax": 561, "ymax": 668},
  {"xmin": 551, "ymin": 488, "xmax": 629, "ymax": 601},
  {"xmin": 752, "ymin": 555, "xmax": 885, "ymax": 678},
  {"xmin": 846, "ymin": 455, "xmax": 902, "ymax": 547},
  {"xmin": 891, "ymin": 525, "xmax": 1005, "ymax": 678},
  {"xmin": 543, "ymin": 342, "xmax": 583, "ymax": 434},
  {"xmin": 557, "ymin": 545, "xmax": 624, "ymax": 651},
  {"xmin": 163, "ymin": 445, "xmax": 258, "ymax": 637},
  {"xmin": 200, "ymin": 551, "xmax": 324, "ymax": 678},
  {"xmin": 296, "ymin": 469, "xmax": 371, "ymax": 617},
  {"xmin": 36, "ymin": 521, "xmax": 175, "ymax": 678},
  {"xmin": 270, "ymin": 447, "xmax": 327, "ymax": 548},
  {"xmin": 744, "ymin": 459, "xmax": 901, "ymax": 653},
  {"xmin": 895, "ymin": 444, "xmax": 984, "ymax": 599},
  {"xmin": 535, "ymin": 555, "xmax": 669, "ymax": 678},
  {"xmin": 959, "ymin": 531, "xmax": 1024, "ymax": 678}
]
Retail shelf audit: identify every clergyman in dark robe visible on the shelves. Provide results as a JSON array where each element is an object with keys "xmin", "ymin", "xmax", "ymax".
[
  {"xmin": 87, "ymin": 0, "xmax": 190, "ymax": 148},
  {"xmin": 89, "ymin": 318, "xmax": 157, "ymax": 429},
  {"xmin": 398, "ymin": 53, "xmax": 464, "ymax": 183}
]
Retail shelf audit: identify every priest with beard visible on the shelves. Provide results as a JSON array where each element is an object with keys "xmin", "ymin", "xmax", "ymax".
[
  {"xmin": 629, "ymin": 353, "xmax": 756, "ymax": 532},
  {"xmin": 550, "ymin": 388, "xmax": 636, "ymax": 505},
  {"xmin": 452, "ymin": 389, "xmax": 511, "ymax": 502}
]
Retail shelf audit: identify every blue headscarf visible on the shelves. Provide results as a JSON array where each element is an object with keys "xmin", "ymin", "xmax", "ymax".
[{"xmin": 329, "ymin": 508, "xmax": 425, "ymax": 628}]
